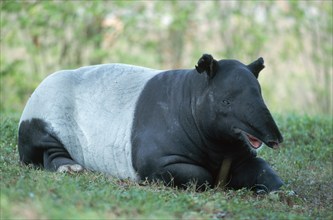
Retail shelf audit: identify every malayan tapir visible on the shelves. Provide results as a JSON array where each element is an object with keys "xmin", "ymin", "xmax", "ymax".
[{"xmin": 18, "ymin": 54, "xmax": 284, "ymax": 193}]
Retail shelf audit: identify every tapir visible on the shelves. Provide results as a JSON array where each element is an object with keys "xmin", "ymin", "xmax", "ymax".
[{"xmin": 18, "ymin": 54, "xmax": 284, "ymax": 193}]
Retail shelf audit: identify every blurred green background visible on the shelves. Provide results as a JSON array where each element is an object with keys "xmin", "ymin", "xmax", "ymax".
[{"xmin": 1, "ymin": 0, "xmax": 332, "ymax": 115}]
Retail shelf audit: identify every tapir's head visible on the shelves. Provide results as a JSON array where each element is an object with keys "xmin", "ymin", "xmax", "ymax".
[{"xmin": 195, "ymin": 54, "xmax": 283, "ymax": 152}]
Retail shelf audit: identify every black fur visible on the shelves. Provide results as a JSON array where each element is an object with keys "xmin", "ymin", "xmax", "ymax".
[
  {"xmin": 132, "ymin": 56, "xmax": 283, "ymax": 192},
  {"xmin": 18, "ymin": 118, "xmax": 77, "ymax": 171}
]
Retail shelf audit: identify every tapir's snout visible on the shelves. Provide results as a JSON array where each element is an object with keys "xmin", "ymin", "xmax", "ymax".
[
  {"xmin": 241, "ymin": 104, "xmax": 283, "ymax": 150},
  {"xmin": 258, "ymin": 109, "xmax": 284, "ymax": 149},
  {"xmin": 269, "ymin": 131, "xmax": 283, "ymax": 149}
]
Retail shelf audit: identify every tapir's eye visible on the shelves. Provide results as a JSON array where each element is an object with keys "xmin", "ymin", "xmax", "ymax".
[{"xmin": 222, "ymin": 100, "xmax": 230, "ymax": 105}]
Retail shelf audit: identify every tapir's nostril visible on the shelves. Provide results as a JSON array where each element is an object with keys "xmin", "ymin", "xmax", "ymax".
[{"xmin": 267, "ymin": 141, "xmax": 280, "ymax": 149}]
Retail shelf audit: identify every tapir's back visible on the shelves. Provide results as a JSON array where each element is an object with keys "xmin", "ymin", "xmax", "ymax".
[{"xmin": 19, "ymin": 64, "xmax": 160, "ymax": 180}]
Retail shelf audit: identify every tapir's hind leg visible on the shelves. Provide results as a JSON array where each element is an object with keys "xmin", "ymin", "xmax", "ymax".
[
  {"xmin": 43, "ymin": 147, "xmax": 83, "ymax": 172},
  {"xmin": 227, "ymin": 157, "xmax": 283, "ymax": 193},
  {"xmin": 18, "ymin": 118, "xmax": 83, "ymax": 172}
]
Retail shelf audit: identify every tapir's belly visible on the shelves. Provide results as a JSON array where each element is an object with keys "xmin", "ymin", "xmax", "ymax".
[{"xmin": 20, "ymin": 64, "xmax": 160, "ymax": 180}]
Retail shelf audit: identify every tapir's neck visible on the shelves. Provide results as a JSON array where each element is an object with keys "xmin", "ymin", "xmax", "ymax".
[
  {"xmin": 154, "ymin": 69, "xmax": 222, "ymax": 158},
  {"xmin": 156, "ymin": 69, "xmax": 209, "ymax": 139},
  {"xmin": 133, "ymin": 68, "xmax": 211, "ymax": 150}
]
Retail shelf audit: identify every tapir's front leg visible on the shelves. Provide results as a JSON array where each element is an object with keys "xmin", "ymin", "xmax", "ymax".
[
  {"xmin": 227, "ymin": 157, "xmax": 284, "ymax": 193},
  {"xmin": 150, "ymin": 164, "xmax": 214, "ymax": 190}
]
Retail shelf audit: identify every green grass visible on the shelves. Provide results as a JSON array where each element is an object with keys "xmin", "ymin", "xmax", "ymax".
[{"xmin": 1, "ymin": 113, "xmax": 332, "ymax": 219}]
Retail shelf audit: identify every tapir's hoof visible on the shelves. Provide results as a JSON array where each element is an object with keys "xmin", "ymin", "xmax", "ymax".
[
  {"xmin": 269, "ymin": 190, "xmax": 297, "ymax": 197},
  {"xmin": 253, "ymin": 184, "xmax": 269, "ymax": 195},
  {"xmin": 57, "ymin": 164, "xmax": 84, "ymax": 173},
  {"xmin": 255, "ymin": 189, "xmax": 268, "ymax": 195}
]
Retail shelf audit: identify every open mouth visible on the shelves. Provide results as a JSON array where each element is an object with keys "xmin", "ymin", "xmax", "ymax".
[
  {"xmin": 235, "ymin": 128, "xmax": 281, "ymax": 150},
  {"xmin": 245, "ymin": 133, "xmax": 263, "ymax": 149}
]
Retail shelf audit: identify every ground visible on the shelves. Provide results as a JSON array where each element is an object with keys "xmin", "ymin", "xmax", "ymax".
[{"xmin": 0, "ymin": 113, "xmax": 332, "ymax": 219}]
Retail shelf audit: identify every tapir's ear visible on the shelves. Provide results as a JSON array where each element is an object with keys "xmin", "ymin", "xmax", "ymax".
[
  {"xmin": 247, "ymin": 57, "xmax": 265, "ymax": 78},
  {"xmin": 195, "ymin": 54, "xmax": 218, "ymax": 79}
]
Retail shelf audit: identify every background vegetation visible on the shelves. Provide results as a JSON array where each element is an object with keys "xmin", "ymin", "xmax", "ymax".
[
  {"xmin": 1, "ymin": 1, "xmax": 332, "ymax": 219},
  {"xmin": 0, "ymin": 0, "xmax": 332, "ymax": 115}
]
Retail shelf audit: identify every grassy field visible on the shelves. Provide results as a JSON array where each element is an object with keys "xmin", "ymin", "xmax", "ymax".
[{"xmin": 1, "ymin": 113, "xmax": 332, "ymax": 219}]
